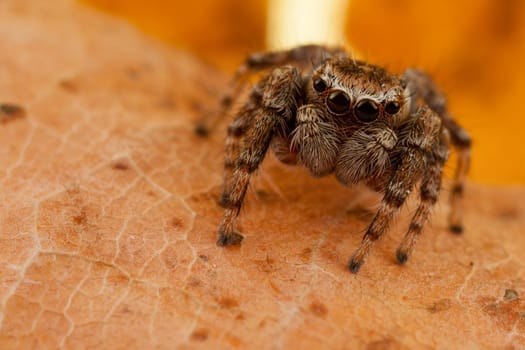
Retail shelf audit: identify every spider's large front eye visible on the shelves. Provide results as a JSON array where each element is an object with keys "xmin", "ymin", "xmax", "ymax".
[
  {"xmin": 327, "ymin": 90, "xmax": 351, "ymax": 114},
  {"xmin": 313, "ymin": 78, "xmax": 328, "ymax": 92},
  {"xmin": 355, "ymin": 99, "xmax": 379, "ymax": 122}
]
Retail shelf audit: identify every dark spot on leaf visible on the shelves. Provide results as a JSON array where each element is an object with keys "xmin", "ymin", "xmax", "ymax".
[
  {"xmin": 218, "ymin": 296, "xmax": 239, "ymax": 309},
  {"xmin": 190, "ymin": 328, "xmax": 208, "ymax": 342},
  {"xmin": 187, "ymin": 278, "xmax": 201, "ymax": 287},
  {"xmin": 0, "ymin": 103, "xmax": 26, "ymax": 124},
  {"xmin": 120, "ymin": 306, "xmax": 132, "ymax": 314},
  {"xmin": 299, "ymin": 247, "xmax": 312, "ymax": 263},
  {"xmin": 309, "ymin": 301, "xmax": 328, "ymax": 318},
  {"xmin": 198, "ymin": 254, "xmax": 208, "ymax": 261},
  {"xmin": 258, "ymin": 319, "xmax": 267, "ymax": 329},
  {"xmin": 73, "ymin": 210, "xmax": 88, "ymax": 225},
  {"xmin": 171, "ymin": 217, "xmax": 184, "ymax": 229},
  {"xmin": 58, "ymin": 79, "xmax": 78, "ymax": 93},
  {"xmin": 428, "ymin": 298, "xmax": 452, "ymax": 313},
  {"xmin": 111, "ymin": 158, "xmax": 130, "ymax": 171}
]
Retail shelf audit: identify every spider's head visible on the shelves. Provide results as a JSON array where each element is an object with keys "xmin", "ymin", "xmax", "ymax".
[{"xmin": 310, "ymin": 58, "xmax": 411, "ymax": 126}]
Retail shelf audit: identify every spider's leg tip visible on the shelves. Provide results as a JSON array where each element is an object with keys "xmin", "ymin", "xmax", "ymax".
[
  {"xmin": 449, "ymin": 224, "xmax": 464, "ymax": 235},
  {"xmin": 216, "ymin": 232, "xmax": 244, "ymax": 246},
  {"xmin": 396, "ymin": 250, "xmax": 409, "ymax": 265},
  {"xmin": 348, "ymin": 259, "xmax": 362, "ymax": 274}
]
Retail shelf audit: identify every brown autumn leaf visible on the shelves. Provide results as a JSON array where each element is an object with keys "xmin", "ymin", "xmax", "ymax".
[{"xmin": 1, "ymin": 1, "xmax": 524, "ymax": 349}]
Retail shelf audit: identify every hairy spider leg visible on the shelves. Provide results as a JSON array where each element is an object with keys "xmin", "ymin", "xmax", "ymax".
[
  {"xmin": 396, "ymin": 126, "xmax": 450, "ymax": 263},
  {"xmin": 442, "ymin": 116, "xmax": 471, "ymax": 233},
  {"xmin": 219, "ymin": 91, "xmax": 260, "ymax": 207},
  {"xmin": 403, "ymin": 69, "xmax": 471, "ymax": 234},
  {"xmin": 217, "ymin": 66, "xmax": 302, "ymax": 246},
  {"xmin": 348, "ymin": 108, "xmax": 442, "ymax": 273}
]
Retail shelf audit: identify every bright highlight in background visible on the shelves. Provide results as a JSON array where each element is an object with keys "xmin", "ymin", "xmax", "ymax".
[{"xmin": 267, "ymin": 0, "xmax": 351, "ymax": 49}]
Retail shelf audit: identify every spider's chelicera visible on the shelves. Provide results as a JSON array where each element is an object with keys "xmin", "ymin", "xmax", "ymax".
[{"xmin": 199, "ymin": 45, "xmax": 471, "ymax": 273}]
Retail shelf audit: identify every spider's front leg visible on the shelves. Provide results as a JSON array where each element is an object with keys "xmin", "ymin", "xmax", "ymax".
[
  {"xmin": 217, "ymin": 66, "xmax": 301, "ymax": 246},
  {"xmin": 348, "ymin": 107, "xmax": 442, "ymax": 273}
]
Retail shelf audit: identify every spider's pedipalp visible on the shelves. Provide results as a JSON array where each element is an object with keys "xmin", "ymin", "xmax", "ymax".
[
  {"xmin": 291, "ymin": 105, "xmax": 340, "ymax": 176},
  {"xmin": 335, "ymin": 125, "xmax": 397, "ymax": 185}
]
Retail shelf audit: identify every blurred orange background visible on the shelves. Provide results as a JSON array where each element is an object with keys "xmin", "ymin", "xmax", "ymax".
[{"xmin": 83, "ymin": 0, "xmax": 525, "ymax": 185}]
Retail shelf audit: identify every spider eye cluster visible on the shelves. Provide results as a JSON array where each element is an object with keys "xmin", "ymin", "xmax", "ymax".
[{"xmin": 312, "ymin": 77, "xmax": 401, "ymax": 120}]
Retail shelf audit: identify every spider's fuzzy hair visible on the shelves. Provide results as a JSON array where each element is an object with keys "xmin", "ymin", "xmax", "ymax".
[{"xmin": 335, "ymin": 125, "xmax": 397, "ymax": 185}]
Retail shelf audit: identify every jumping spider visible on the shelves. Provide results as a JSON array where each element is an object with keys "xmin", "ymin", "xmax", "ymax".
[{"xmin": 198, "ymin": 45, "xmax": 471, "ymax": 273}]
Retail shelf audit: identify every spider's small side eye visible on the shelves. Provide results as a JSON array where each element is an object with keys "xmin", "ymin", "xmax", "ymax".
[
  {"xmin": 355, "ymin": 99, "xmax": 379, "ymax": 122},
  {"xmin": 313, "ymin": 78, "xmax": 328, "ymax": 92},
  {"xmin": 327, "ymin": 90, "xmax": 351, "ymax": 115},
  {"xmin": 385, "ymin": 101, "xmax": 401, "ymax": 115}
]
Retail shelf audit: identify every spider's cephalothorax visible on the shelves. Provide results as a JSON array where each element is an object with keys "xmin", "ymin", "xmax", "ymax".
[{"xmin": 198, "ymin": 45, "xmax": 471, "ymax": 273}]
